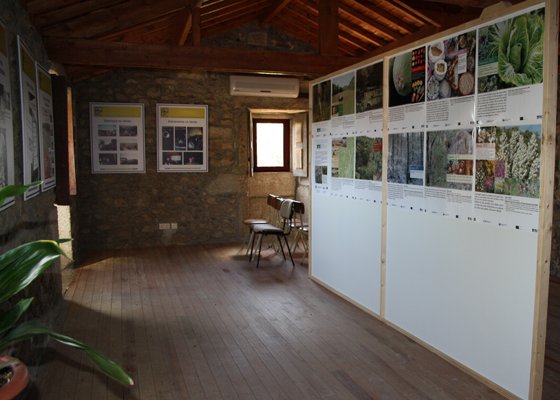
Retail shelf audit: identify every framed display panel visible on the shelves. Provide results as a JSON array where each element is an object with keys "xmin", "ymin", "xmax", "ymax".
[
  {"xmin": 36, "ymin": 64, "xmax": 55, "ymax": 191},
  {"xmin": 17, "ymin": 37, "xmax": 40, "ymax": 200},
  {"xmin": 308, "ymin": 1, "xmax": 557, "ymax": 399},
  {"xmin": 90, "ymin": 102, "xmax": 145, "ymax": 173},
  {"xmin": 156, "ymin": 104, "xmax": 208, "ymax": 172},
  {"xmin": 0, "ymin": 21, "xmax": 15, "ymax": 210}
]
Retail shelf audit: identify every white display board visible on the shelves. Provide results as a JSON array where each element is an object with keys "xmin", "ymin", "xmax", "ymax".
[
  {"xmin": 309, "ymin": 1, "xmax": 554, "ymax": 399},
  {"xmin": 386, "ymin": 208, "xmax": 537, "ymax": 398},
  {"xmin": 311, "ymin": 193, "xmax": 382, "ymax": 314}
]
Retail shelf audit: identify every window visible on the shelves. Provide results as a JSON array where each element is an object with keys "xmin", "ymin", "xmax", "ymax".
[{"xmin": 252, "ymin": 118, "xmax": 290, "ymax": 172}]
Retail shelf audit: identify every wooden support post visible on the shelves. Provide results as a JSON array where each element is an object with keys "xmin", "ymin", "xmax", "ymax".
[{"xmin": 530, "ymin": 1, "xmax": 559, "ymax": 398}]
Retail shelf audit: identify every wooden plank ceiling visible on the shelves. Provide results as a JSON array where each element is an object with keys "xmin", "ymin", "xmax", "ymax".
[{"xmin": 21, "ymin": 0, "xmax": 523, "ymax": 82}]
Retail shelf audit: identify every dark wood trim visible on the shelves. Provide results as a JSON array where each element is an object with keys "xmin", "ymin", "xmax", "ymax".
[{"xmin": 44, "ymin": 38, "xmax": 360, "ymax": 77}]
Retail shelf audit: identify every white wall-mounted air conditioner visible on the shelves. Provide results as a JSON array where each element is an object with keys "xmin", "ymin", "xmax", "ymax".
[{"xmin": 229, "ymin": 75, "xmax": 299, "ymax": 98}]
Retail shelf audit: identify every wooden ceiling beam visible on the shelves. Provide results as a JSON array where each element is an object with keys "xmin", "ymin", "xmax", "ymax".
[
  {"xmin": 382, "ymin": 0, "xmax": 443, "ymax": 27},
  {"xmin": 45, "ymin": 38, "xmax": 360, "ymax": 76},
  {"xmin": 31, "ymin": 0, "xmax": 129, "ymax": 31},
  {"xmin": 202, "ymin": 9, "xmax": 264, "ymax": 35},
  {"xmin": 202, "ymin": 1, "xmax": 268, "ymax": 27},
  {"xmin": 338, "ymin": 19, "xmax": 388, "ymax": 47},
  {"xmin": 97, "ymin": 13, "xmax": 180, "ymax": 41},
  {"xmin": 338, "ymin": 2, "xmax": 403, "ymax": 41},
  {"xmin": 42, "ymin": 0, "xmax": 186, "ymax": 38},
  {"xmin": 260, "ymin": 0, "xmax": 293, "ymax": 26},
  {"xmin": 355, "ymin": 0, "xmax": 418, "ymax": 33},
  {"xmin": 202, "ymin": 0, "xmax": 266, "ymax": 20},
  {"xmin": 26, "ymin": 0, "xmax": 82, "ymax": 16}
]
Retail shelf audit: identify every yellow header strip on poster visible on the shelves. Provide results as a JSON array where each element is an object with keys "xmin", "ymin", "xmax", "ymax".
[
  {"xmin": 0, "ymin": 25, "xmax": 6, "ymax": 56},
  {"xmin": 20, "ymin": 46, "xmax": 35, "ymax": 79},
  {"xmin": 38, "ymin": 69, "xmax": 52, "ymax": 95},
  {"xmin": 160, "ymin": 106, "xmax": 205, "ymax": 119},
  {"xmin": 94, "ymin": 105, "xmax": 142, "ymax": 118}
]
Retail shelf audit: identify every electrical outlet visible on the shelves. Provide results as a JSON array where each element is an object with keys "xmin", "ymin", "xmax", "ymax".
[
  {"xmin": 159, "ymin": 223, "xmax": 170, "ymax": 230},
  {"xmin": 170, "ymin": 223, "xmax": 178, "ymax": 229}
]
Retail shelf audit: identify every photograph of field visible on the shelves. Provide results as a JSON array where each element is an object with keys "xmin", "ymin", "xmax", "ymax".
[
  {"xmin": 356, "ymin": 63, "xmax": 383, "ymax": 113},
  {"xmin": 331, "ymin": 73, "xmax": 355, "ymax": 117},
  {"xmin": 426, "ymin": 129, "xmax": 473, "ymax": 190},
  {"xmin": 355, "ymin": 136, "xmax": 382, "ymax": 181},
  {"xmin": 388, "ymin": 132, "xmax": 424, "ymax": 185},
  {"xmin": 331, "ymin": 137, "xmax": 355, "ymax": 178}
]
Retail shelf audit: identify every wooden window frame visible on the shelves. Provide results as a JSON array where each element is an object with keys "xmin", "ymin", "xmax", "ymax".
[{"xmin": 252, "ymin": 118, "xmax": 291, "ymax": 173}]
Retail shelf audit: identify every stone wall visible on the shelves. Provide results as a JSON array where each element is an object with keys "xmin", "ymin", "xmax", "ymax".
[
  {"xmin": 0, "ymin": 0, "xmax": 62, "ymax": 375},
  {"xmin": 73, "ymin": 69, "xmax": 308, "ymax": 252}
]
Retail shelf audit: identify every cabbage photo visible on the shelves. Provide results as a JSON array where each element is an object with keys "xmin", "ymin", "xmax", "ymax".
[{"xmin": 478, "ymin": 8, "xmax": 544, "ymax": 93}]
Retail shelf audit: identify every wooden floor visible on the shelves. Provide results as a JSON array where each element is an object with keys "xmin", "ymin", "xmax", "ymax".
[{"xmin": 32, "ymin": 244, "xmax": 511, "ymax": 400}]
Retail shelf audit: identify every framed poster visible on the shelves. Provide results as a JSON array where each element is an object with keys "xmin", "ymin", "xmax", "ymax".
[
  {"xmin": 90, "ymin": 102, "xmax": 145, "ymax": 173},
  {"xmin": 156, "ymin": 104, "xmax": 208, "ymax": 172},
  {"xmin": 0, "ymin": 21, "xmax": 15, "ymax": 210},
  {"xmin": 36, "ymin": 64, "xmax": 56, "ymax": 191},
  {"xmin": 17, "ymin": 37, "xmax": 40, "ymax": 200}
]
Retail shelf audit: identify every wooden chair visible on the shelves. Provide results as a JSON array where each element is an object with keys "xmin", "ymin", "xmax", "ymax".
[{"xmin": 249, "ymin": 199, "xmax": 295, "ymax": 268}]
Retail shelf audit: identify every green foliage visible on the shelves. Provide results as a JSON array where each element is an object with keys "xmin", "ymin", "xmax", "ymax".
[
  {"xmin": 0, "ymin": 184, "xmax": 133, "ymax": 387},
  {"xmin": 494, "ymin": 11, "xmax": 544, "ymax": 87}
]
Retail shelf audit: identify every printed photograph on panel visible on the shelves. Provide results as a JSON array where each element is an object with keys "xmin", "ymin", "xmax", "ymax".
[
  {"xmin": 389, "ymin": 47, "xmax": 426, "ymax": 107},
  {"xmin": 356, "ymin": 63, "xmax": 383, "ymax": 113},
  {"xmin": 331, "ymin": 73, "xmax": 355, "ymax": 117},
  {"xmin": 426, "ymin": 30, "xmax": 476, "ymax": 101},
  {"xmin": 475, "ymin": 125, "xmax": 541, "ymax": 198},
  {"xmin": 355, "ymin": 136, "xmax": 382, "ymax": 181},
  {"xmin": 312, "ymin": 80, "xmax": 331, "ymax": 122},
  {"xmin": 331, "ymin": 137, "xmax": 355, "ymax": 179},
  {"xmin": 426, "ymin": 129, "xmax": 473, "ymax": 190},
  {"xmin": 388, "ymin": 132, "xmax": 424, "ymax": 185},
  {"xmin": 478, "ymin": 8, "xmax": 544, "ymax": 93}
]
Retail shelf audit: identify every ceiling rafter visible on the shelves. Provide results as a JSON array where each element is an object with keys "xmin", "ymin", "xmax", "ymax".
[
  {"xmin": 260, "ymin": 0, "xmax": 293, "ymax": 26},
  {"xmin": 354, "ymin": 0, "xmax": 418, "ymax": 33},
  {"xmin": 338, "ymin": 2, "xmax": 403, "ymax": 41}
]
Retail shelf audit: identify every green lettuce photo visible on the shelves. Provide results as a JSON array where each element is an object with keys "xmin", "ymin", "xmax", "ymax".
[{"xmin": 478, "ymin": 9, "xmax": 544, "ymax": 92}]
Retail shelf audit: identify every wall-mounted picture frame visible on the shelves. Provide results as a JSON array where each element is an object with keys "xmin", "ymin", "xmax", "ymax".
[
  {"xmin": 36, "ymin": 64, "xmax": 56, "ymax": 191},
  {"xmin": 156, "ymin": 104, "xmax": 208, "ymax": 173},
  {"xmin": 17, "ymin": 36, "xmax": 40, "ymax": 200},
  {"xmin": 90, "ymin": 102, "xmax": 145, "ymax": 174},
  {"xmin": 0, "ymin": 21, "xmax": 15, "ymax": 210}
]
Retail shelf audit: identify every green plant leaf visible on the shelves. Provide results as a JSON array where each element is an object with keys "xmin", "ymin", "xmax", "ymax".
[
  {"xmin": 0, "ymin": 182, "xmax": 41, "ymax": 204},
  {"xmin": 0, "ymin": 320, "xmax": 134, "ymax": 386},
  {"xmin": 0, "ymin": 240, "xmax": 66, "ymax": 304},
  {"xmin": 0, "ymin": 298, "xmax": 33, "ymax": 336}
]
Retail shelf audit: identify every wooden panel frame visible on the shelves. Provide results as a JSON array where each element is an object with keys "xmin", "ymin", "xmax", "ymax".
[{"xmin": 308, "ymin": 0, "xmax": 558, "ymax": 398}]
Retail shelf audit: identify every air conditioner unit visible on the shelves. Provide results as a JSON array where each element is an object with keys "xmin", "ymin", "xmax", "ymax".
[{"xmin": 229, "ymin": 75, "xmax": 299, "ymax": 98}]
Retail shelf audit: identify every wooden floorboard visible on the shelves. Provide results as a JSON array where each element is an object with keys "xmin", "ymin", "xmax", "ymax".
[{"xmin": 35, "ymin": 244, "xmax": 515, "ymax": 400}]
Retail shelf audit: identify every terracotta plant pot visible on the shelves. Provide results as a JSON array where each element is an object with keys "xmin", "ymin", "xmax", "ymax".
[{"xmin": 0, "ymin": 356, "xmax": 29, "ymax": 400}]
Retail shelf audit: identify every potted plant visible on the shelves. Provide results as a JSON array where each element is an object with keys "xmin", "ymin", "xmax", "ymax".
[{"xmin": 0, "ymin": 184, "xmax": 133, "ymax": 399}]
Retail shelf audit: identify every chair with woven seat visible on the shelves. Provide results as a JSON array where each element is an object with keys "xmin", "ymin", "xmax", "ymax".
[{"xmin": 249, "ymin": 199, "xmax": 295, "ymax": 268}]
